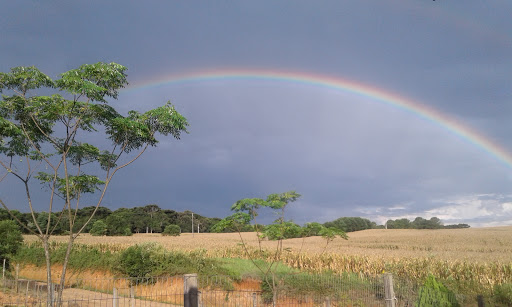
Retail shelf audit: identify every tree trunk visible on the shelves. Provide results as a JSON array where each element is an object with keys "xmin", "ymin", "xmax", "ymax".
[
  {"xmin": 42, "ymin": 237, "xmax": 54, "ymax": 307},
  {"xmin": 56, "ymin": 234, "xmax": 75, "ymax": 306}
]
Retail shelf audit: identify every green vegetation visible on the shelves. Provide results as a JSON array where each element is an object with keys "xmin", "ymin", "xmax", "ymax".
[
  {"xmin": 385, "ymin": 217, "xmax": 470, "ymax": 230},
  {"xmin": 15, "ymin": 242, "xmax": 228, "ymax": 278},
  {"xmin": 416, "ymin": 275, "xmax": 459, "ymax": 307},
  {"xmin": 323, "ymin": 217, "xmax": 377, "ymax": 232},
  {"xmin": 493, "ymin": 283, "xmax": 512, "ymax": 306},
  {"xmin": 162, "ymin": 224, "xmax": 181, "ymax": 236},
  {"xmin": 89, "ymin": 220, "xmax": 108, "ymax": 236},
  {"xmin": 0, "ymin": 62, "xmax": 189, "ymax": 306},
  {"xmin": 0, "ymin": 220, "xmax": 24, "ymax": 269},
  {"xmin": 0, "ymin": 206, "xmax": 470, "ymax": 236}
]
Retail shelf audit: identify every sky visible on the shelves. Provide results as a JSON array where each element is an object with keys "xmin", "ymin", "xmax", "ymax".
[{"xmin": 1, "ymin": 1, "xmax": 512, "ymax": 227}]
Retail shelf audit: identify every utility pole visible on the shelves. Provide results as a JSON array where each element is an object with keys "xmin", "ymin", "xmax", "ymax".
[
  {"xmin": 191, "ymin": 212, "xmax": 194, "ymax": 237},
  {"xmin": 197, "ymin": 222, "xmax": 200, "ymax": 234}
]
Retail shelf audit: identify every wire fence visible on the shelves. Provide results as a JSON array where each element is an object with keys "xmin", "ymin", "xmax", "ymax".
[{"xmin": 0, "ymin": 272, "xmax": 483, "ymax": 306}]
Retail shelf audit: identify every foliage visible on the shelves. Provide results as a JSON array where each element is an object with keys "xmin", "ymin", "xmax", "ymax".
[
  {"xmin": 323, "ymin": 217, "xmax": 376, "ymax": 232},
  {"xmin": 117, "ymin": 243, "xmax": 161, "ymax": 278},
  {"xmin": 105, "ymin": 208, "xmax": 134, "ymax": 236},
  {"xmin": 415, "ymin": 275, "xmax": 459, "ymax": 307},
  {"xmin": 211, "ymin": 212, "xmax": 252, "ymax": 233},
  {"xmin": 0, "ymin": 62, "xmax": 188, "ymax": 305},
  {"xmin": 385, "ymin": 217, "xmax": 469, "ymax": 229},
  {"xmin": 493, "ymin": 283, "xmax": 512, "ymax": 306},
  {"xmin": 162, "ymin": 224, "xmax": 181, "ymax": 236},
  {"xmin": 261, "ymin": 221, "xmax": 303, "ymax": 240},
  {"xmin": 0, "ymin": 206, "xmax": 224, "ymax": 235},
  {"xmin": 443, "ymin": 223, "xmax": 470, "ymax": 229},
  {"xmin": 0, "ymin": 220, "xmax": 23, "ymax": 268},
  {"xmin": 89, "ymin": 220, "xmax": 107, "ymax": 236},
  {"xmin": 319, "ymin": 226, "xmax": 348, "ymax": 241},
  {"xmin": 302, "ymin": 222, "xmax": 324, "ymax": 236}
]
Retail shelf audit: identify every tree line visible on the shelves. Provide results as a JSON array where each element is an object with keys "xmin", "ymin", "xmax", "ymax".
[
  {"xmin": 0, "ymin": 205, "xmax": 221, "ymax": 236},
  {"xmin": 0, "ymin": 206, "xmax": 469, "ymax": 237},
  {"xmin": 384, "ymin": 217, "xmax": 470, "ymax": 229}
]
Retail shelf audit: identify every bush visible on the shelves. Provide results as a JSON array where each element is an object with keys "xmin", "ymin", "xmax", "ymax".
[
  {"xmin": 416, "ymin": 275, "xmax": 459, "ymax": 307},
  {"xmin": 494, "ymin": 283, "xmax": 512, "ymax": 306},
  {"xmin": 117, "ymin": 243, "xmax": 160, "ymax": 278},
  {"xmin": 0, "ymin": 220, "xmax": 24, "ymax": 269},
  {"xmin": 162, "ymin": 224, "xmax": 180, "ymax": 236},
  {"xmin": 122, "ymin": 227, "xmax": 133, "ymax": 236},
  {"xmin": 89, "ymin": 220, "xmax": 107, "ymax": 236}
]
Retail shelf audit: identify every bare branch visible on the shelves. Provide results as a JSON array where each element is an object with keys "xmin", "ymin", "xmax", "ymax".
[{"xmin": 75, "ymin": 144, "xmax": 149, "ymax": 236}]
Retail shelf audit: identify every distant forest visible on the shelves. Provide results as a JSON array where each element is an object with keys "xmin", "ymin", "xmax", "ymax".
[{"xmin": 0, "ymin": 205, "xmax": 469, "ymax": 237}]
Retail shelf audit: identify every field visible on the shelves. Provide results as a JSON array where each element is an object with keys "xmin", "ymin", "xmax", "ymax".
[
  {"xmin": 21, "ymin": 227, "xmax": 512, "ymax": 291},
  {"xmin": 23, "ymin": 226, "xmax": 512, "ymax": 263},
  {"xmin": 15, "ymin": 227, "xmax": 512, "ymax": 305}
]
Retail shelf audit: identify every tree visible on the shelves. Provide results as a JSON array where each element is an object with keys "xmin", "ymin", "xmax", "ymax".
[
  {"xmin": 214, "ymin": 190, "xmax": 302, "ymax": 304},
  {"xmin": 0, "ymin": 62, "xmax": 188, "ymax": 305},
  {"xmin": 324, "ymin": 217, "xmax": 375, "ymax": 232},
  {"xmin": 302, "ymin": 222, "xmax": 324, "ymax": 236},
  {"xmin": 106, "ymin": 208, "xmax": 134, "ymax": 236},
  {"xmin": 89, "ymin": 220, "xmax": 107, "ymax": 236},
  {"xmin": 162, "ymin": 224, "xmax": 180, "ymax": 236},
  {"xmin": 231, "ymin": 197, "xmax": 267, "ymax": 250},
  {"xmin": 318, "ymin": 226, "xmax": 348, "ymax": 253},
  {"xmin": 0, "ymin": 220, "xmax": 24, "ymax": 269}
]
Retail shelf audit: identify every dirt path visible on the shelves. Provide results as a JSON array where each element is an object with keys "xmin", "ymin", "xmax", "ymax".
[
  {"xmin": 60, "ymin": 288, "xmax": 183, "ymax": 306},
  {"xmin": 1, "ymin": 287, "xmax": 183, "ymax": 306}
]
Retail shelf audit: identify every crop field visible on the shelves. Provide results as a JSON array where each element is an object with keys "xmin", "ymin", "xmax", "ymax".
[
  {"xmin": 23, "ymin": 226, "xmax": 512, "ymax": 263},
  {"xmin": 21, "ymin": 226, "xmax": 512, "ymax": 292}
]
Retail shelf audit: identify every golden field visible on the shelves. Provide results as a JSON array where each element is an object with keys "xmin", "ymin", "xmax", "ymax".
[
  {"xmin": 24, "ymin": 226, "xmax": 512, "ymax": 263},
  {"xmin": 22, "ymin": 226, "xmax": 512, "ymax": 289}
]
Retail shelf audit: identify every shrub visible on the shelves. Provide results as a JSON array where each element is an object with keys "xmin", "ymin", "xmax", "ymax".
[
  {"xmin": 122, "ymin": 227, "xmax": 133, "ymax": 236},
  {"xmin": 89, "ymin": 220, "xmax": 107, "ymax": 236},
  {"xmin": 162, "ymin": 224, "xmax": 180, "ymax": 236},
  {"xmin": 416, "ymin": 275, "xmax": 459, "ymax": 307},
  {"xmin": 0, "ymin": 220, "xmax": 24, "ymax": 269},
  {"xmin": 117, "ymin": 243, "xmax": 160, "ymax": 278},
  {"xmin": 494, "ymin": 283, "xmax": 512, "ymax": 306}
]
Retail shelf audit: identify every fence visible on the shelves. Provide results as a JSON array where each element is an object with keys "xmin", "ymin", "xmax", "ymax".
[{"xmin": 0, "ymin": 269, "xmax": 483, "ymax": 306}]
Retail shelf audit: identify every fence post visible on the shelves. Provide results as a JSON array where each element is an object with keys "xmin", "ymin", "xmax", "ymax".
[
  {"xmin": 383, "ymin": 273, "xmax": 396, "ymax": 307},
  {"xmin": 113, "ymin": 286, "xmax": 119, "ymax": 307},
  {"xmin": 253, "ymin": 292, "xmax": 257, "ymax": 307},
  {"xmin": 15, "ymin": 264, "xmax": 19, "ymax": 293},
  {"xmin": 325, "ymin": 296, "xmax": 331, "ymax": 307},
  {"xmin": 184, "ymin": 273, "xmax": 198, "ymax": 307},
  {"xmin": 130, "ymin": 283, "xmax": 135, "ymax": 307},
  {"xmin": 2, "ymin": 259, "xmax": 5, "ymax": 281},
  {"xmin": 477, "ymin": 295, "xmax": 485, "ymax": 307}
]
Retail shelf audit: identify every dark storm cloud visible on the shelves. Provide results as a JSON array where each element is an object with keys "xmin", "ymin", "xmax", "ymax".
[{"xmin": 1, "ymin": 0, "xmax": 511, "ymax": 227}]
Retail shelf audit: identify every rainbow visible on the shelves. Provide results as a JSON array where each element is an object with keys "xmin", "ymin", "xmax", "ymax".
[{"xmin": 124, "ymin": 68, "xmax": 512, "ymax": 169}]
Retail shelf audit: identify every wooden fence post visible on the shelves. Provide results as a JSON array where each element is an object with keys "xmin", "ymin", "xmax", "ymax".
[
  {"xmin": 15, "ymin": 264, "xmax": 19, "ymax": 293},
  {"xmin": 184, "ymin": 273, "xmax": 198, "ymax": 307},
  {"xmin": 2, "ymin": 259, "xmax": 5, "ymax": 281},
  {"xmin": 113, "ymin": 286, "xmax": 119, "ymax": 307},
  {"xmin": 130, "ymin": 283, "xmax": 135, "ymax": 307},
  {"xmin": 383, "ymin": 273, "xmax": 396, "ymax": 307},
  {"xmin": 477, "ymin": 295, "xmax": 485, "ymax": 307},
  {"xmin": 253, "ymin": 292, "xmax": 258, "ymax": 307},
  {"xmin": 325, "ymin": 296, "xmax": 331, "ymax": 307}
]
